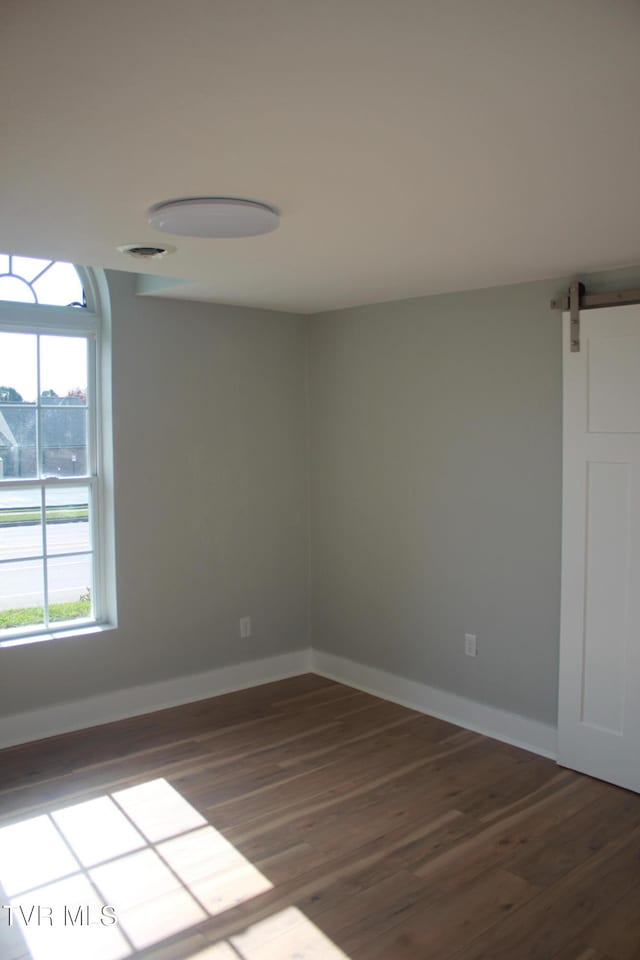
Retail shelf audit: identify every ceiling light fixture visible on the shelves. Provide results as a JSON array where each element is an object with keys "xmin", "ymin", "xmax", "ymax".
[{"xmin": 148, "ymin": 197, "xmax": 280, "ymax": 239}]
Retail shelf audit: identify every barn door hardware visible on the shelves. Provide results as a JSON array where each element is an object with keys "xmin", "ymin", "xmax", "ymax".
[{"xmin": 550, "ymin": 283, "xmax": 640, "ymax": 353}]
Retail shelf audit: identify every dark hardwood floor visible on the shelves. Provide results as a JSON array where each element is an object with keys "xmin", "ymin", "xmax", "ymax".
[{"xmin": 0, "ymin": 674, "xmax": 638, "ymax": 960}]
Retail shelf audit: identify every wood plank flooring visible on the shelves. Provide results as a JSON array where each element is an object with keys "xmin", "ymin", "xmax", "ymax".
[{"xmin": 0, "ymin": 674, "xmax": 638, "ymax": 960}]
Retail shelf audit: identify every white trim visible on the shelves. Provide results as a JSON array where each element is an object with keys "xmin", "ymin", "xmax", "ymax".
[
  {"xmin": 0, "ymin": 646, "xmax": 558, "ymax": 758},
  {"xmin": 0, "ymin": 648, "xmax": 312, "ymax": 749},
  {"xmin": 0, "ymin": 299, "xmax": 98, "ymax": 337},
  {"xmin": 310, "ymin": 649, "xmax": 557, "ymax": 759}
]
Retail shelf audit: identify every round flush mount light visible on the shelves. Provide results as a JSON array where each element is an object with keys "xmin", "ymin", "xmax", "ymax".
[
  {"xmin": 117, "ymin": 243, "xmax": 176, "ymax": 259},
  {"xmin": 148, "ymin": 197, "xmax": 280, "ymax": 238}
]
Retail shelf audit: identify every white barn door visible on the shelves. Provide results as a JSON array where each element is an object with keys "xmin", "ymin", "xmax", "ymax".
[{"xmin": 559, "ymin": 304, "xmax": 640, "ymax": 792}]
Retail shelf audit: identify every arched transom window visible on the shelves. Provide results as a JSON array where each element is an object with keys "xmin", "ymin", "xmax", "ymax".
[{"xmin": 0, "ymin": 254, "xmax": 85, "ymax": 307}]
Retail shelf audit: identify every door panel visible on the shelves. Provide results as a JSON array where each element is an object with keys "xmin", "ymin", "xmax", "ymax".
[
  {"xmin": 582, "ymin": 460, "xmax": 630, "ymax": 733},
  {"xmin": 559, "ymin": 305, "xmax": 640, "ymax": 792},
  {"xmin": 588, "ymin": 334, "xmax": 640, "ymax": 433}
]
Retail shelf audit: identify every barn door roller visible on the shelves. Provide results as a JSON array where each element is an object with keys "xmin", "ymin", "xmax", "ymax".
[{"xmin": 551, "ymin": 283, "xmax": 640, "ymax": 353}]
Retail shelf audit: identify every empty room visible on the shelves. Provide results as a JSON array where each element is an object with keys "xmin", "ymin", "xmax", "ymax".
[{"xmin": 1, "ymin": 2, "xmax": 640, "ymax": 959}]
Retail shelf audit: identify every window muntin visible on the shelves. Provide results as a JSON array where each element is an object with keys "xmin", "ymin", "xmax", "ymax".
[{"xmin": 0, "ymin": 254, "xmax": 103, "ymax": 642}]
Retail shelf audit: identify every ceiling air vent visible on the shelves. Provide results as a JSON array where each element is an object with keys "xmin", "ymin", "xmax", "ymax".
[{"xmin": 117, "ymin": 243, "xmax": 175, "ymax": 259}]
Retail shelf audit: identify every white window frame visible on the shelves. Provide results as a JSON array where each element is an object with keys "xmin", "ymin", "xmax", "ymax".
[{"xmin": 0, "ymin": 266, "xmax": 116, "ymax": 647}]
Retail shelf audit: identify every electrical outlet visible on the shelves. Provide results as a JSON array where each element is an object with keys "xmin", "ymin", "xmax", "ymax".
[
  {"xmin": 239, "ymin": 616, "xmax": 251, "ymax": 639},
  {"xmin": 464, "ymin": 633, "xmax": 478, "ymax": 657}
]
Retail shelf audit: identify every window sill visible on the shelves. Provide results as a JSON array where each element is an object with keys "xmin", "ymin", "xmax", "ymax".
[{"xmin": 0, "ymin": 621, "xmax": 116, "ymax": 650}]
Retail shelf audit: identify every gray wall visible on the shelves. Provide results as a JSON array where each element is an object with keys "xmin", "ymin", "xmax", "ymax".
[
  {"xmin": 4, "ymin": 262, "xmax": 640, "ymax": 727},
  {"xmin": 1, "ymin": 270, "xmax": 309, "ymax": 715},
  {"xmin": 309, "ymin": 265, "xmax": 640, "ymax": 726}
]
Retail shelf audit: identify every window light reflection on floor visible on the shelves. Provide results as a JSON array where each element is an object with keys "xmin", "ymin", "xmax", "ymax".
[
  {"xmin": 229, "ymin": 907, "xmax": 353, "ymax": 959},
  {"xmin": 2, "ymin": 873, "xmax": 130, "ymax": 960},
  {"xmin": 181, "ymin": 907, "xmax": 353, "ymax": 960},
  {"xmin": 0, "ymin": 778, "xmax": 273, "ymax": 959}
]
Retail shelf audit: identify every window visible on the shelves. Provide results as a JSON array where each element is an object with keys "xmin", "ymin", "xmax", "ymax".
[{"xmin": 0, "ymin": 254, "xmax": 114, "ymax": 644}]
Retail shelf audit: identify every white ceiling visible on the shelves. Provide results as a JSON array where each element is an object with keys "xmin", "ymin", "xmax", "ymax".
[{"xmin": 2, "ymin": 0, "xmax": 640, "ymax": 314}]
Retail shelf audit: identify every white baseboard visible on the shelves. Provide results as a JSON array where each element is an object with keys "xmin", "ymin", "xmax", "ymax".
[
  {"xmin": 310, "ymin": 649, "xmax": 557, "ymax": 760},
  {"xmin": 0, "ymin": 648, "xmax": 312, "ymax": 750},
  {"xmin": 1, "ymin": 646, "xmax": 557, "ymax": 759}
]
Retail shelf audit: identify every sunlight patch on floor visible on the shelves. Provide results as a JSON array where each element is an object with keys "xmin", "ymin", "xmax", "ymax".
[
  {"xmin": 52, "ymin": 796, "xmax": 146, "ymax": 866},
  {"xmin": 112, "ymin": 779, "xmax": 207, "ymax": 843},
  {"xmin": 0, "ymin": 779, "xmax": 352, "ymax": 960},
  {"xmin": 229, "ymin": 907, "xmax": 353, "ymax": 959},
  {"xmin": 0, "ymin": 814, "xmax": 79, "ymax": 895},
  {"xmin": 89, "ymin": 847, "xmax": 208, "ymax": 950},
  {"xmin": 158, "ymin": 825, "xmax": 272, "ymax": 916},
  {"xmin": 0, "ymin": 778, "xmax": 274, "ymax": 959},
  {"xmin": 3, "ymin": 874, "xmax": 130, "ymax": 960},
  {"xmin": 178, "ymin": 909, "xmax": 354, "ymax": 960}
]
